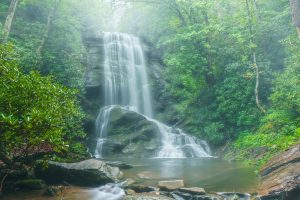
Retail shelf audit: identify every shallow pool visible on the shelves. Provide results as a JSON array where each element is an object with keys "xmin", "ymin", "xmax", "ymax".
[{"xmin": 107, "ymin": 157, "xmax": 259, "ymax": 193}]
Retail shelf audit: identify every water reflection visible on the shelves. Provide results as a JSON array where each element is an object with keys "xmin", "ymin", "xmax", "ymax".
[
  {"xmin": 158, "ymin": 158, "xmax": 184, "ymax": 179},
  {"xmin": 117, "ymin": 158, "xmax": 259, "ymax": 193}
]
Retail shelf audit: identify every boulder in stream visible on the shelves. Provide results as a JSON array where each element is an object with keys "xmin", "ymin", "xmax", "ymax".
[
  {"xmin": 126, "ymin": 184, "xmax": 157, "ymax": 193},
  {"xmin": 158, "ymin": 180, "xmax": 185, "ymax": 190},
  {"xmin": 93, "ymin": 106, "xmax": 161, "ymax": 158},
  {"xmin": 35, "ymin": 159, "xmax": 123, "ymax": 186}
]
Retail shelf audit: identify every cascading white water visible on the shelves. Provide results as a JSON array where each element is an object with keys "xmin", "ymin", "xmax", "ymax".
[
  {"xmin": 150, "ymin": 120, "xmax": 211, "ymax": 158},
  {"xmin": 90, "ymin": 183, "xmax": 125, "ymax": 200},
  {"xmin": 102, "ymin": 32, "xmax": 153, "ymax": 116},
  {"xmin": 94, "ymin": 105, "xmax": 115, "ymax": 158},
  {"xmin": 94, "ymin": 32, "xmax": 211, "ymax": 158}
]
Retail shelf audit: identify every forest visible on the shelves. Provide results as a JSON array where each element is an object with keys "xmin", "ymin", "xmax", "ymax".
[{"xmin": 0, "ymin": 0, "xmax": 299, "ymax": 200}]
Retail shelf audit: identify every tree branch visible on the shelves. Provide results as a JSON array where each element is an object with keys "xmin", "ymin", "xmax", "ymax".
[{"xmin": 245, "ymin": 0, "xmax": 266, "ymax": 114}]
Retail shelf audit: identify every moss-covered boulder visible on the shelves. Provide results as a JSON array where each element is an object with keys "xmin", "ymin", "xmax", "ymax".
[
  {"xmin": 100, "ymin": 106, "xmax": 161, "ymax": 158},
  {"xmin": 14, "ymin": 179, "xmax": 46, "ymax": 190}
]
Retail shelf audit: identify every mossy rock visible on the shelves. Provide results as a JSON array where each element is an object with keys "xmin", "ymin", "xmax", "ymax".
[
  {"xmin": 14, "ymin": 179, "xmax": 46, "ymax": 190},
  {"xmin": 98, "ymin": 107, "xmax": 162, "ymax": 158}
]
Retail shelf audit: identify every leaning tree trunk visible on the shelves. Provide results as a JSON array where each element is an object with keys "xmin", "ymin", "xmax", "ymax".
[
  {"xmin": 2, "ymin": 0, "xmax": 19, "ymax": 43},
  {"xmin": 290, "ymin": 0, "xmax": 300, "ymax": 38},
  {"xmin": 246, "ymin": 0, "xmax": 266, "ymax": 114},
  {"xmin": 36, "ymin": 0, "xmax": 61, "ymax": 58}
]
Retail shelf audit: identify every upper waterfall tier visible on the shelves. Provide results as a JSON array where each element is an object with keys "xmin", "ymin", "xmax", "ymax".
[{"xmin": 103, "ymin": 32, "xmax": 153, "ymax": 117}]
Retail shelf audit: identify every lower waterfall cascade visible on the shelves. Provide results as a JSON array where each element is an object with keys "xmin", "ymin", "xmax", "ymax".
[{"xmin": 93, "ymin": 32, "xmax": 211, "ymax": 158}]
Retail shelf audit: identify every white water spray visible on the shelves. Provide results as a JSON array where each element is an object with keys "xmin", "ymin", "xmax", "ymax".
[{"xmin": 90, "ymin": 183, "xmax": 125, "ymax": 200}]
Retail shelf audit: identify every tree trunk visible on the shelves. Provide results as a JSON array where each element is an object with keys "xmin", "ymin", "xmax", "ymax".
[
  {"xmin": 253, "ymin": 53, "xmax": 266, "ymax": 114},
  {"xmin": 169, "ymin": 0, "xmax": 187, "ymax": 26},
  {"xmin": 36, "ymin": 0, "xmax": 61, "ymax": 58},
  {"xmin": 245, "ymin": 0, "xmax": 266, "ymax": 114},
  {"xmin": 2, "ymin": 0, "xmax": 19, "ymax": 43},
  {"xmin": 290, "ymin": 0, "xmax": 300, "ymax": 38},
  {"xmin": 203, "ymin": 11, "xmax": 215, "ymax": 88}
]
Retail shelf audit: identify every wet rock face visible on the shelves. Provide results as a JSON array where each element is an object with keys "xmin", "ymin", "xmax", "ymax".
[
  {"xmin": 258, "ymin": 144, "xmax": 300, "ymax": 200},
  {"xmin": 81, "ymin": 32, "xmax": 106, "ymax": 141},
  {"xmin": 83, "ymin": 32, "xmax": 105, "ymax": 88},
  {"xmin": 100, "ymin": 106, "xmax": 161, "ymax": 158},
  {"xmin": 35, "ymin": 159, "xmax": 123, "ymax": 186}
]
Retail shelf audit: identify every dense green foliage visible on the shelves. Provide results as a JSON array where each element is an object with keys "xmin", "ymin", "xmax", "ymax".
[
  {"xmin": 231, "ymin": 36, "xmax": 300, "ymax": 166},
  {"xmin": 0, "ymin": 0, "xmax": 112, "ymax": 90},
  {"xmin": 0, "ymin": 0, "xmax": 112, "ymax": 166},
  {"xmin": 0, "ymin": 44, "xmax": 85, "ymax": 166}
]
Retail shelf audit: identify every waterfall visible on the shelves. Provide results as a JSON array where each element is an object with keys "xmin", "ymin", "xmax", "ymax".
[
  {"xmin": 94, "ymin": 32, "xmax": 211, "ymax": 158},
  {"xmin": 102, "ymin": 32, "xmax": 153, "ymax": 116}
]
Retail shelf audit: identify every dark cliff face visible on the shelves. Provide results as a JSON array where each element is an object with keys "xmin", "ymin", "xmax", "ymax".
[
  {"xmin": 83, "ymin": 32, "xmax": 105, "ymax": 89},
  {"xmin": 143, "ymin": 40, "xmax": 175, "ymax": 125},
  {"xmin": 81, "ymin": 31, "xmax": 105, "ymax": 142}
]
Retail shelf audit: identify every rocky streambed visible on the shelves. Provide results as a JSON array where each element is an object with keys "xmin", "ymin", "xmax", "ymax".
[{"xmin": 1, "ymin": 145, "xmax": 299, "ymax": 200}]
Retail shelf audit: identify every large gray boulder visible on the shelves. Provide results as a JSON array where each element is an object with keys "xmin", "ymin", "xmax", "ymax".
[
  {"xmin": 99, "ymin": 106, "xmax": 161, "ymax": 158},
  {"xmin": 35, "ymin": 159, "xmax": 123, "ymax": 186}
]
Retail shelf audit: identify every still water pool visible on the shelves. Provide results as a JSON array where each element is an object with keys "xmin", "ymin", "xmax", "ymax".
[{"xmin": 108, "ymin": 157, "xmax": 259, "ymax": 193}]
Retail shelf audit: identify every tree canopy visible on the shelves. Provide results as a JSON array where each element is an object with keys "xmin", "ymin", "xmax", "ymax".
[{"xmin": 0, "ymin": 44, "xmax": 85, "ymax": 168}]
